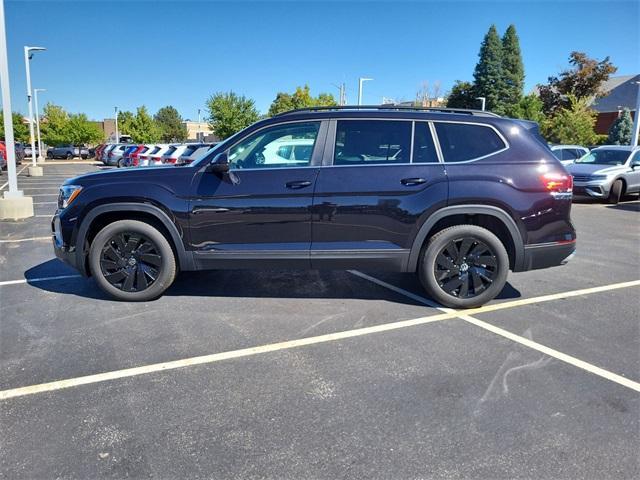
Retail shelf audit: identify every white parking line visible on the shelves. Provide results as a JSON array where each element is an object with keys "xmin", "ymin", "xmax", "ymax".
[
  {"xmin": 0, "ymin": 236, "xmax": 51, "ymax": 243},
  {"xmin": 0, "ymin": 276, "xmax": 638, "ymax": 400},
  {"xmin": 33, "ymin": 202, "xmax": 57, "ymax": 205},
  {"xmin": 0, "ymin": 165, "xmax": 29, "ymax": 190},
  {"xmin": 349, "ymin": 271, "xmax": 640, "ymax": 392},
  {"xmin": 0, "ymin": 274, "xmax": 81, "ymax": 287}
]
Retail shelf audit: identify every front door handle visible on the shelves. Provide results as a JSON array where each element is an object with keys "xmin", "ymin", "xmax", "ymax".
[
  {"xmin": 286, "ymin": 180, "xmax": 313, "ymax": 189},
  {"xmin": 401, "ymin": 177, "xmax": 427, "ymax": 186}
]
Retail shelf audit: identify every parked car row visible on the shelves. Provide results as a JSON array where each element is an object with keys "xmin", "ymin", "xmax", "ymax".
[
  {"xmin": 0, "ymin": 141, "xmax": 25, "ymax": 171},
  {"xmin": 47, "ymin": 144, "xmax": 90, "ymax": 160},
  {"xmin": 95, "ymin": 142, "xmax": 218, "ymax": 167}
]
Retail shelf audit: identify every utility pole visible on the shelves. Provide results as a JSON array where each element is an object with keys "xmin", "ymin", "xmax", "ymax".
[
  {"xmin": 332, "ymin": 83, "xmax": 346, "ymax": 106},
  {"xmin": 34, "ymin": 88, "xmax": 46, "ymax": 162},
  {"xmin": 0, "ymin": 0, "xmax": 34, "ymax": 219},
  {"xmin": 114, "ymin": 106, "xmax": 119, "ymax": 143},
  {"xmin": 358, "ymin": 77, "xmax": 373, "ymax": 105},
  {"xmin": 24, "ymin": 45, "xmax": 46, "ymax": 175},
  {"xmin": 631, "ymin": 81, "xmax": 640, "ymax": 146}
]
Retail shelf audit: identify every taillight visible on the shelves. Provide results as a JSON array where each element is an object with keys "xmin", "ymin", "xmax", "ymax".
[{"xmin": 542, "ymin": 172, "xmax": 573, "ymax": 193}]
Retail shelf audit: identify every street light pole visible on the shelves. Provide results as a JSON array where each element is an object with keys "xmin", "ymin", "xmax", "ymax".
[
  {"xmin": 34, "ymin": 88, "xmax": 45, "ymax": 162},
  {"xmin": 631, "ymin": 81, "xmax": 640, "ymax": 147},
  {"xmin": 114, "ymin": 106, "xmax": 119, "ymax": 143},
  {"xmin": 476, "ymin": 97, "xmax": 486, "ymax": 111},
  {"xmin": 24, "ymin": 45, "xmax": 45, "ymax": 168},
  {"xmin": 0, "ymin": 0, "xmax": 33, "ymax": 219},
  {"xmin": 358, "ymin": 77, "xmax": 373, "ymax": 106},
  {"xmin": 197, "ymin": 109, "xmax": 201, "ymax": 142}
]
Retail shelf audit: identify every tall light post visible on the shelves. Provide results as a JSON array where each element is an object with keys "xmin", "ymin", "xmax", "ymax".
[
  {"xmin": 114, "ymin": 106, "xmax": 119, "ymax": 143},
  {"xmin": 197, "ymin": 108, "xmax": 201, "ymax": 142},
  {"xmin": 631, "ymin": 81, "xmax": 640, "ymax": 147},
  {"xmin": 34, "ymin": 88, "xmax": 46, "ymax": 162},
  {"xmin": 0, "ymin": 0, "xmax": 33, "ymax": 219},
  {"xmin": 358, "ymin": 77, "xmax": 373, "ymax": 105},
  {"xmin": 476, "ymin": 97, "xmax": 486, "ymax": 111},
  {"xmin": 24, "ymin": 45, "xmax": 46, "ymax": 172}
]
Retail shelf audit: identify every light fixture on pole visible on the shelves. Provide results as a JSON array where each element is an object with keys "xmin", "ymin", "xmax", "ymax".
[
  {"xmin": 358, "ymin": 77, "xmax": 373, "ymax": 105},
  {"xmin": 0, "ymin": 0, "xmax": 34, "ymax": 219},
  {"xmin": 34, "ymin": 88, "xmax": 46, "ymax": 162},
  {"xmin": 114, "ymin": 106, "xmax": 119, "ymax": 143},
  {"xmin": 476, "ymin": 97, "xmax": 486, "ymax": 111},
  {"xmin": 24, "ymin": 45, "xmax": 46, "ymax": 172}
]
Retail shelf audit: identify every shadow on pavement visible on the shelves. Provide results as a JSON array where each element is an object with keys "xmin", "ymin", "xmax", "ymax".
[{"xmin": 25, "ymin": 259, "xmax": 522, "ymax": 306}]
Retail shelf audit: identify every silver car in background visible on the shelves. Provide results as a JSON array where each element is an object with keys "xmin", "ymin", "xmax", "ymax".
[
  {"xmin": 550, "ymin": 145, "xmax": 590, "ymax": 165},
  {"xmin": 567, "ymin": 146, "xmax": 640, "ymax": 203}
]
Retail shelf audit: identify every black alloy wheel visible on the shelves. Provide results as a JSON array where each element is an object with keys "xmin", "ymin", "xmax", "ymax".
[
  {"xmin": 434, "ymin": 237, "xmax": 497, "ymax": 299},
  {"xmin": 99, "ymin": 232, "xmax": 162, "ymax": 293}
]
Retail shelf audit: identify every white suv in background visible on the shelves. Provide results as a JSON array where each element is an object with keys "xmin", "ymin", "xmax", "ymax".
[{"xmin": 551, "ymin": 145, "xmax": 589, "ymax": 165}]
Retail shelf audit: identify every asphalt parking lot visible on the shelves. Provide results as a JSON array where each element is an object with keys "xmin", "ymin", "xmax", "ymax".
[{"xmin": 1, "ymin": 162, "xmax": 639, "ymax": 479}]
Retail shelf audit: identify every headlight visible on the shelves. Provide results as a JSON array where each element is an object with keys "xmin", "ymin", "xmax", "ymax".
[
  {"xmin": 58, "ymin": 185, "xmax": 83, "ymax": 209},
  {"xmin": 589, "ymin": 175, "xmax": 609, "ymax": 181}
]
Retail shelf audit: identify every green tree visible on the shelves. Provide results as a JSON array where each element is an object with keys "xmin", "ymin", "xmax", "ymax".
[
  {"xmin": 607, "ymin": 108, "xmax": 634, "ymax": 145},
  {"xmin": 542, "ymin": 95, "xmax": 598, "ymax": 145},
  {"xmin": 505, "ymin": 93, "xmax": 545, "ymax": 123},
  {"xmin": 538, "ymin": 52, "xmax": 617, "ymax": 115},
  {"xmin": 116, "ymin": 110, "xmax": 135, "ymax": 136},
  {"xmin": 154, "ymin": 106, "xmax": 188, "ymax": 142},
  {"xmin": 446, "ymin": 80, "xmax": 477, "ymax": 108},
  {"xmin": 267, "ymin": 85, "xmax": 337, "ymax": 116},
  {"xmin": 126, "ymin": 106, "xmax": 161, "ymax": 143},
  {"xmin": 206, "ymin": 91, "xmax": 260, "ymax": 140},
  {"xmin": 40, "ymin": 103, "xmax": 71, "ymax": 146},
  {"xmin": 473, "ymin": 25, "xmax": 506, "ymax": 114},
  {"xmin": 0, "ymin": 112, "xmax": 29, "ymax": 143},
  {"xmin": 66, "ymin": 113, "xmax": 103, "ymax": 146},
  {"xmin": 501, "ymin": 24, "xmax": 524, "ymax": 109}
]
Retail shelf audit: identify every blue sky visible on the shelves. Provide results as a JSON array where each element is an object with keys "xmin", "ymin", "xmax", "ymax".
[{"xmin": 3, "ymin": 0, "xmax": 639, "ymax": 120}]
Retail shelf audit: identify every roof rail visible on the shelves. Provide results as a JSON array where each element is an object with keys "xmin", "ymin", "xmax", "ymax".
[{"xmin": 273, "ymin": 105, "xmax": 501, "ymax": 118}]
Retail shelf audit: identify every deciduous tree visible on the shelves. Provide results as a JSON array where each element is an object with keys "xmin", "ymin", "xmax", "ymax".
[
  {"xmin": 446, "ymin": 80, "xmax": 477, "ymax": 109},
  {"xmin": 66, "ymin": 113, "xmax": 103, "ymax": 146},
  {"xmin": 505, "ymin": 93, "xmax": 546, "ymax": 124},
  {"xmin": 206, "ymin": 92, "xmax": 260, "ymax": 140},
  {"xmin": 0, "ymin": 112, "xmax": 29, "ymax": 143},
  {"xmin": 542, "ymin": 95, "xmax": 598, "ymax": 145},
  {"xmin": 40, "ymin": 103, "xmax": 70, "ymax": 146},
  {"xmin": 127, "ymin": 106, "xmax": 161, "ymax": 143},
  {"xmin": 268, "ymin": 85, "xmax": 336, "ymax": 117}
]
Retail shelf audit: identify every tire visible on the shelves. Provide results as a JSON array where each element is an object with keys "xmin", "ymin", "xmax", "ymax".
[
  {"xmin": 607, "ymin": 179, "xmax": 623, "ymax": 204},
  {"xmin": 47, "ymin": 152, "xmax": 53, "ymax": 159},
  {"xmin": 117, "ymin": 158, "xmax": 124, "ymax": 168},
  {"xmin": 89, "ymin": 220, "xmax": 177, "ymax": 301},
  {"xmin": 418, "ymin": 225, "xmax": 509, "ymax": 309},
  {"xmin": 66, "ymin": 152, "xmax": 73, "ymax": 160}
]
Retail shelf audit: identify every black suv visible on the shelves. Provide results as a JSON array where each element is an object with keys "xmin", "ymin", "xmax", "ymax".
[{"xmin": 53, "ymin": 106, "xmax": 575, "ymax": 308}]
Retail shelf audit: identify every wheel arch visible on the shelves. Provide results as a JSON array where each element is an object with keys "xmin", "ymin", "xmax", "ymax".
[
  {"xmin": 407, "ymin": 205, "xmax": 525, "ymax": 273},
  {"xmin": 75, "ymin": 203, "xmax": 194, "ymax": 276}
]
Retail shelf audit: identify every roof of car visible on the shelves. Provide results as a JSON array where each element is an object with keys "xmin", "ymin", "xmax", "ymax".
[
  {"xmin": 550, "ymin": 145, "xmax": 588, "ymax": 150},
  {"xmin": 592, "ymin": 145, "xmax": 640, "ymax": 151}
]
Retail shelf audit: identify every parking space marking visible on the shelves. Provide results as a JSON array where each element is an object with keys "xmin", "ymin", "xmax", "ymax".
[
  {"xmin": 456, "ymin": 314, "xmax": 640, "ymax": 392},
  {"xmin": 33, "ymin": 202, "xmax": 57, "ymax": 205},
  {"xmin": 0, "ymin": 274, "xmax": 81, "ymax": 287},
  {"xmin": 350, "ymin": 271, "xmax": 640, "ymax": 392},
  {"xmin": 0, "ymin": 236, "xmax": 51, "ymax": 243},
  {"xmin": 0, "ymin": 165, "xmax": 29, "ymax": 190},
  {"xmin": 1, "ymin": 274, "xmax": 639, "ymax": 400}
]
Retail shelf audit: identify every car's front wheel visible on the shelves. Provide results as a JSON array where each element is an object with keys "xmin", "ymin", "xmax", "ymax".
[
  {"xmin": 607, "ymin": 179, "xmax": 623, "ymax": 204},
  {"xmin": 89, "ymin": 220, "xmax": 177, "ymax": 301},
  {"xmin": 419, "ymin": 225, "xmax": 509, "ymax": 308}
]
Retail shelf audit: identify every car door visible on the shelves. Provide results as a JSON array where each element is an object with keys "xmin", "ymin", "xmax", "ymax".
[
  {"xmin": 189, "ymin": 120, "xmax": 327, "ymax": 269},
  {"xmin": 625, "ymin": 150, "xmax": 640, "ymax": 192},
  {"xmin": 310, "ymin": 119, "xmax": 447, "ymax": 270}
]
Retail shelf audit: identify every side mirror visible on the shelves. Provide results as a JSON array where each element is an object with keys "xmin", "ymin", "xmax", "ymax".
[
  {"xmin": 206, "ymin": 152, "xmax": 229, "ymax": 173},
  {"xmin": 631, "ymin": 161, "xmax": 640, "ymax": 170}
]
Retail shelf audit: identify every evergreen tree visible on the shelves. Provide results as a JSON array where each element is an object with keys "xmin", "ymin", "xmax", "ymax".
[
  {"xmin": 473, "ymin": 25, "xmax": 506, "ymax": 114},
  {"xmin": 505, "ymin": 93, "xmax": 545, "ymax": 124},
  {"xmin": 501, "ymin": 25, "xmax": 524, "ymax": 109},
  {"xmin": 155, "ymin": 106, "xmax": 188, "ymax": 142},
  {"xmin": 608, "ymin": 108, "xmax": 634, "ymax": 145},
  {"xmin": 446, "ymin": 81, "xmax": 477, "ymax": 109}
]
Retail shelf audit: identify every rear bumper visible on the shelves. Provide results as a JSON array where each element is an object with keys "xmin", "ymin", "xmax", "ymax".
[{"xmin": 521, "ymin": 240, "xmax": 576, "ymax": 271}]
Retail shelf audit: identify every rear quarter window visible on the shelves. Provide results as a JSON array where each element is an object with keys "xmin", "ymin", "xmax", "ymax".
[{"xmin": 434, "ymin": 122, "xmax": 506, "ymax": 163}]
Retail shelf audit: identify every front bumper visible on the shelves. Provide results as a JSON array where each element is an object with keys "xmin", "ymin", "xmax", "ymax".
[
  {"xmin": 52, "ymin": 214, "xmax": 85, "ymax": 275},
  {"xmin": 521, "ymin": 240, "xmax": 576, "ymax": 271},
  {"xmin": 573, "ymin": 180, "xmax": 611, "ymax": 198}
]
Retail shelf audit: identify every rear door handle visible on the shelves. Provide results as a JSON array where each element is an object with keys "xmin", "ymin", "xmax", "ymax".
[
  {"xmin": 401, "ymin": 177, "xmax": 427, "ymax": 186},
  {"xmin": 286, "ymin": 180, "xmax": 313, "ymax": 189}
]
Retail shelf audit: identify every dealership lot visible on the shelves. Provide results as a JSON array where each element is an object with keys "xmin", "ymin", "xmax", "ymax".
[{"xmin": 0, "ymin": 163, "xmax": 638, "ymax": 478}]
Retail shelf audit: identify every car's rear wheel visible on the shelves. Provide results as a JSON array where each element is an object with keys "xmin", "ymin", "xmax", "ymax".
[
  {"xmin": 89, "ymin": 220, "xmax": 176, "ymax": 301},
  {"xmin": 47, "ymin": 152, "xmax": 53, "ymax": 159},
  {"xmin": 607, "ymin": 179, "xmax": 623, "ymax": 204},
  {"xmin": 66, "ymin": 152, "xmax": 73, "ymax": 160},
  {"xmin": 419, "ymin": 225, "xmax": 509, "ymax": 308}
]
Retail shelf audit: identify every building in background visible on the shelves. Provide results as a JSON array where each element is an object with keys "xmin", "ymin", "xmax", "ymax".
[
  {"xmin": 591, "ymin": 74, "xmax": 639, "ymax": 135},
  {"xmin": 182, "ymin": 120, "xmax": 217, "ymax": 142},
  {"xmin": 92, "ymin": 119, "xmax": 116, "ymax": 142}
]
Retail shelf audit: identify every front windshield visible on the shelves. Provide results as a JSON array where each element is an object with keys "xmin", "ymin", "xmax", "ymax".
[{"xmin": 576, "ymin": 149, "xmax": 630, "ymax": 166}]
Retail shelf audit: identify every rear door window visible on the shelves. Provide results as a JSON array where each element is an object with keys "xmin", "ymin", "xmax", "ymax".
[
  {"xmin": 412, "ymin": 122, "xmax": 439, "ymax": 163},
  {"xmin": 334, "ymin": 120, "xmax": 412, "ymax": 165},
  {"xmin": 434, "ymin": 122, "xmax": 506, "ymax": 163}
]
